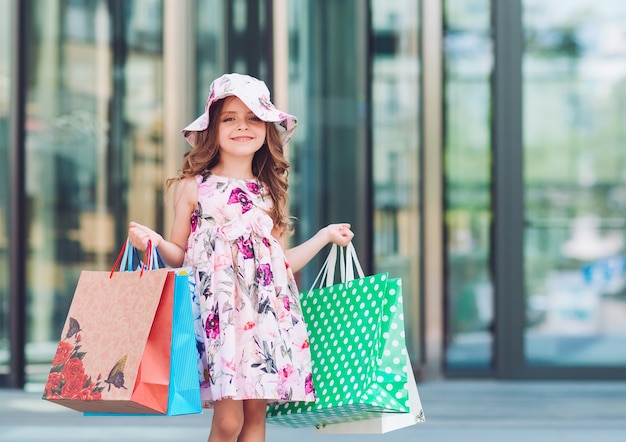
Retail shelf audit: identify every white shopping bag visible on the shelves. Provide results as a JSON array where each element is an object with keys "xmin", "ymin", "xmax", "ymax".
[{"xmin": 315, "ymin": 354, "xmax": 424, "ymax": 434}]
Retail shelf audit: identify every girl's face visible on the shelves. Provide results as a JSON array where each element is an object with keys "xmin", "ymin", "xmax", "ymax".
[{"xmin": 218, "ymin": 97, "xmax": 266, "ymax": 160}]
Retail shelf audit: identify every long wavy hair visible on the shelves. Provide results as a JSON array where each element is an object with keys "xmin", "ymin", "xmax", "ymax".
[{"xmin": 171, "ymin": 97, "xmax": 292, "ymax": 235}]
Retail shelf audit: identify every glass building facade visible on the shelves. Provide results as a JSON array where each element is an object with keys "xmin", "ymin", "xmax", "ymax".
[
  {"xmin": 2, "ymin": 0, "xmax": 626, "ymax": 389},
  {"xmin": 444, "ymin": 0, "xmax": 626, "ymax": 379}
]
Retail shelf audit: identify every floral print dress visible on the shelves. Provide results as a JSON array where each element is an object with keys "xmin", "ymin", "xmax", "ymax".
[{"xmin": 184, "ymin": 172, "xmax": 315, "ymax": 407}]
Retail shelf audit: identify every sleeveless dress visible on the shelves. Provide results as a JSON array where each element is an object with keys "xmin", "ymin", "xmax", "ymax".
[{"xmin": 183, "ymin": 171, "xmax": 316, "ymax": 406}]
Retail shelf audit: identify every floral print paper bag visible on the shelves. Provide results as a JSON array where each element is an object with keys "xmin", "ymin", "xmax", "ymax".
[{"xmin": 43, "ymin": 268, "xmax": 175, "ymax": 414}]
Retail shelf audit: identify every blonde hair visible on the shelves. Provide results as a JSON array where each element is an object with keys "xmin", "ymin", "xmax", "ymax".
[{"xmin": 171, "ymin": 98, "xmax": 293, "ymax": 235}]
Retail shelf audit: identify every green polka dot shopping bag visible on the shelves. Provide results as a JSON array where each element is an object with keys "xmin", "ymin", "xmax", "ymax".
[{"xmin": 266, "ymin": 243, "xmax": 425, "ymax": 433}]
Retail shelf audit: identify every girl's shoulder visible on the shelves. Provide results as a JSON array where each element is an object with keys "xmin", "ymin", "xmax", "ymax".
[
  {"xmin": 175, "ymin": 177, "xmax": 198, "ymax": 200},
  {"xmin": 178, "ymin": 175, "xmax": 200, "ymax": 189},
  {"xmin": 172, "ymin": 176, "xmax": 199, "ymax": 214}
]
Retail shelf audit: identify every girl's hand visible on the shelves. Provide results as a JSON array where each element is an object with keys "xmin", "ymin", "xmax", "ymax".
[
  {"xmin": 128, "ymin": 221, "xmax": 163, "ymax": 251},
  {"xmin": 323, "ymin": 223, "xmax": 354, "ymax": 247},
  {"xmin": 284, "ymin": 223, "xmax": 354, "ymax": 273}
]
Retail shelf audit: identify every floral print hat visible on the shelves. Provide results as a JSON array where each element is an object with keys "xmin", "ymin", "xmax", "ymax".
[{"xmin": 182, "ymin": 73, "xmax": 298, "ymax": 147}]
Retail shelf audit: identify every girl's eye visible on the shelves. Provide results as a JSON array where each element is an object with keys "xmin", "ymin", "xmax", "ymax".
[{"xmin": 221, "ymin": 115, "xmax": 261, "ymax": 123}]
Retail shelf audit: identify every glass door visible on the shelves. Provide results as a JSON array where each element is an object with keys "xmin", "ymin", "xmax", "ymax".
[{"xmin": 522, "ymin": 1, "xmax": 626, "ymax": 368}]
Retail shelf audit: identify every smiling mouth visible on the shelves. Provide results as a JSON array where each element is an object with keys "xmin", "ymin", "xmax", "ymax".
[{"xmin": 232, "ymin": 136, "xmax": 254, "ymax": 142}]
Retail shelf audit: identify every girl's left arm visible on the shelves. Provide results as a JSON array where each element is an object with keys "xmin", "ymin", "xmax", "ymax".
[{"xmin": 279, "ymin": 223, "xmax": 354, "ymax": 273}]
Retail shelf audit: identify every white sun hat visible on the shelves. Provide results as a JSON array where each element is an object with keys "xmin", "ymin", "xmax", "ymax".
[{"xmin": 181, "ymin": 73, "xmax": 298, "ymax": 147}]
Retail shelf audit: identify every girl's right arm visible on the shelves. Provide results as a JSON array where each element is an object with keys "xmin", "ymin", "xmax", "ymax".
[{"xmin": 128, "ymin": 177, "xmax": 197, "ymax": 268}]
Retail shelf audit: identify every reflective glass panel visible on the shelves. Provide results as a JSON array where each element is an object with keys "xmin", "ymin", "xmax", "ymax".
[
  {"xmin": 195, "ymin": 0, "xmax": 225, "ymax": 110},
  {"xmin": 443, "ymin": 0, "xmax": 494, "ymax": 369},
  {"xmin": 371, "ymin": 0, "xmax": 422, "ymax": 360},
  {"xmin": 0, "ymin": 0, "xmax": 10, "ymax": 378},
  {"xmin": 523, "ymin": 1, "xmax": 626, "ymax": 366},
  {"xmin": 286, "ymin": 0, "xmax": 368, "ymax": 286},
  {"xmin": 25, "ymin": 0, "xmax": 164, "ymax": 383}
]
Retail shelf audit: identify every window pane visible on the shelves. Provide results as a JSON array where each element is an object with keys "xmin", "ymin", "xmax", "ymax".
[
  {"xmin": 371, "ymin": 0, "xmax": 422, "ymax": 361},
  {"xmin": 0, "ymin": 0, "xmax": 11, "ymax": 378},
  {"xmin": 25, "ymin": 0, "xmax": 164, "ymax": 383},
  {"xmin": 444, "ymin": 0, "xmax": 494, "ymax": 370},
  {"xmin": 523, "ymin": 1, "xmax": 626, "ymax": 366}
]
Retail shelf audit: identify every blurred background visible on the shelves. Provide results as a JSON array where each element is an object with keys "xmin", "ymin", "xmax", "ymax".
[{"xmin": 1, "ymin": 0, "xmax": 626, "ymax": 389}]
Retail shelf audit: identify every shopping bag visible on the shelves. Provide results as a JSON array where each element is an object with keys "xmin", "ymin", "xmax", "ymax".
[
  {"xmin": 42, "ymin": 240, "xmax": 200, "ymax": 415},
  {"xmin": 315, "ymin": 276, "xmax": 424, "ymax": 433},
  {"xmin": 160, "ymin": 267, "xmax": 202, "ymax": 416},
  {"xmin": 85, "ymin": 244, "xmax": 202, "ymax": 416},
  {"xmin": 266, "ymin": 243, "xmax": 425, "ymax": 432},
  {"xmin": 85, "ymin": 268, "xmax": 202, "ymax": 417}
]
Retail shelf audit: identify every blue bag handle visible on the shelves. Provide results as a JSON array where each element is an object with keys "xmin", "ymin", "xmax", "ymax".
[{"xmin": 110, "ymin": 238, "xmax": 164, "ymax": 278}]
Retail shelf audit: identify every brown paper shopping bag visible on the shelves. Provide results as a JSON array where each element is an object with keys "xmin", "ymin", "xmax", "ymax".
[{"xmin": 43, "ymin": 266, "xmax": 175, "ymax": 414}]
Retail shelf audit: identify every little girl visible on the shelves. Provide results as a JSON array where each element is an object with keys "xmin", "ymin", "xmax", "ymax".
[{"xmin": 128, "ymin": 73, "xmax": 353, "ymax": 442}]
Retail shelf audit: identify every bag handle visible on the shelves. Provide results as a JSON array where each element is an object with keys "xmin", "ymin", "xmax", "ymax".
[
  {"xmin": 141, "ymin": 240, "xmax": 166, "ymax": 274},
  {"xmin": 110, "ymin": 239, "xmax": 129, "ymax": 278},
  {"xmin": 345, "ymin": 242, "xmax": 364, "ymax": 281},
  {"xmin": 306, "ymin": 244, "xmax": 335, "ymax": 293},
  {"xmin": 109, "ymin": 239, "xmax": 164, "ymax": 278},
  {"xmin": 146, "ymin": 240, "xmax": 165, "ymax": 270},
  {"xmin": 306, "ymin": 242, "xmax": 365, "ymax": 294},
  {"xmin": 119, "ymin": 238, "xmax": 140, "ymax": 272}
]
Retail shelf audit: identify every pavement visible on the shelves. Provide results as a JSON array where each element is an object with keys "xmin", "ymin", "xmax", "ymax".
[{"xmin": 1, "ymin": 380, "xmax": 626, "ymax": 441}]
